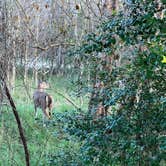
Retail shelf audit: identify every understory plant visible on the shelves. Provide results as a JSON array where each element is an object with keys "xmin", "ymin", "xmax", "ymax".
[{"xmin": 51, "ymin": 0, "xmax": 166, "ymax": 165}]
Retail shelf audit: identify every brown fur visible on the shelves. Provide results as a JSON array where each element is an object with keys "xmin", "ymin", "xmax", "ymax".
[{"xmin": 33, "ymin": 90, "xmax": 53, "ymax": 124}]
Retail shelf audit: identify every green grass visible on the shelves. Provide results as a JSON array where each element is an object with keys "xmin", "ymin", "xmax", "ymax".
[{"xmin": 0, "ymin": 76, "xmax": 86, "ymax": 165}]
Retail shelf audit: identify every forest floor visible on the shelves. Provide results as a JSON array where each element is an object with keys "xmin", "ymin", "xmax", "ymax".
[{"xmin": 0, "ymin": 77, "xmax": 87, "ymax": 165}]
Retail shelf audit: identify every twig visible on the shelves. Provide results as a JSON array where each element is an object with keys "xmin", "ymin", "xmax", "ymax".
[
  {"xmin": 32, "ymin": 43, "xmax": 75, "ymax": 51},
  {"xmin": 14, "ymin": 0, "xmax": 35, "ymax": 40},
  {"xmin": 52, "ymin": 88, "xmax": 80, "ymax": 110}
]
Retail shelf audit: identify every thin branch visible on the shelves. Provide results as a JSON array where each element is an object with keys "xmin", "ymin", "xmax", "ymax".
[
  {"xmin": 14, "ymin": 0, "xmax": 35, "ymax": 40},
  {"xmin": 32, "ymin": 43, "xmax": 75, "ymax": 51},
  {"xmin": 3, "ymin": 82, "xmax": 30, "ymax": 166},
  {"xmin": 52, "ymin": 88, "xmax": 80, "ymax": 110}
]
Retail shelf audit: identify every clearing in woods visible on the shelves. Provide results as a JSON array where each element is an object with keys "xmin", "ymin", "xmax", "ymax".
[{"xmin": 0, "ymin": 77, "xmax": 86, "ymax": 165}]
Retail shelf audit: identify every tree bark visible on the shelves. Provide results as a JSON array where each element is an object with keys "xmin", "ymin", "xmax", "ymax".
[
  {"xmin": 34, "ymin": 2, "xmax": 40, "ymax": 86},
  {"xmin": 24, "ymin": 40, "xmax": 29, "ymax": 83},
  {"xmin": 11, "ymin": 40, "xmax": 16, "ymax": 91}
]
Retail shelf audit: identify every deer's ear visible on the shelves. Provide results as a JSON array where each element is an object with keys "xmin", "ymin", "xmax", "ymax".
[
  {"xmin": 38, "ymin": 80, "xmax": 42, "ymax": 86},
  {"xmin": 44, "ymin": 81, "xmax": 49, "ymax": 88},
  {"xmin": 43, "ymin": 82, "xmax": 49, "ymax": 89},
  {"xmin": 46, "ymin": 83, "xmax": 49, "ymax": 88},
  {"xmin": 38, "ymin": 80, "xmax": 42, "ymax": 84}
]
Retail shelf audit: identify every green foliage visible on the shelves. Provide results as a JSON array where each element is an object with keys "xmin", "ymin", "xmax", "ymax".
[
  {"xmin": 1, "ymin": 0, "xmax": 165, "ymax": 165},
  {"xmin": 53, "ymin": 95, "xmax": 165, "ymax": 165},
  {"xmin": 62, "ymin": 0, "xmax": 166, "ymax": 165}
]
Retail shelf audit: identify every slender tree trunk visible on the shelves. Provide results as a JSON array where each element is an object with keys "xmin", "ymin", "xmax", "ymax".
[
  {"xmin": 7, "ymin": 61, "xmax": 11, "ymax": 87},
  {"xmin": 24, "ymin": 40, "xmax": 29, "ymax": 83},
  {"xmin": 11, "ymin": 42, "xmax": 16, "ymax": 90},
  {"xmin": 57, "ymin": 45, "xmax": 62, "ymax": 74},
  {"xmin": 2, "ymin": 1, "xmax": 10, "ymax": 88},
  {"xmin": 34, "ymin": 5, "xmax": 40, "ymax": 86}
]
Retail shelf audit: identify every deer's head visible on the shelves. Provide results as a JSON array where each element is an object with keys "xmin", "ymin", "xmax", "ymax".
[{"xmin": 38, "ymin": 81, "xmax": 49, "ymax": 91}]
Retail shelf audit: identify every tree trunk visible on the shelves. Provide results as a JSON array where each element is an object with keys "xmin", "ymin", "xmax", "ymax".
[
  {"xmin": 34, "ymin": 4, "xmax": 40, "ymax": 86},
  {"xmin": 24, "ymin": 40, "xmax": 29, "ymax": 84},
  {"xmin": 11, "ymin": 35, "xmax": 16, "ymax": 91}
]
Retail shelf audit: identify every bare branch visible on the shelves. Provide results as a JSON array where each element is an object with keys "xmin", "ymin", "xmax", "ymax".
[
  {"xmin": 3, "ymin": 82, "xmax": 30, "ymax": 166},
  {"xmin": 32, "ymin": 43, "xmax": 75, "ymax": 51}
]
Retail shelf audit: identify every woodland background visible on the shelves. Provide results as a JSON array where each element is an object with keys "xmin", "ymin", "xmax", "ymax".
[{"xmin": 0, "ymin": 0, "xmax": 166, "ymax": 166}]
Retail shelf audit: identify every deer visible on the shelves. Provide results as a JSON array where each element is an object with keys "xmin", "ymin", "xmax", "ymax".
[{"xmin": 33, "ymin": 81, "xmax": 53, "ymax": 126}]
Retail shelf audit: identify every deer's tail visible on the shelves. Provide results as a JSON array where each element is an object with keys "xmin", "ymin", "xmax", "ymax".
[{"xmin": 46, "ymin": 95, "xmax": 49, "ymax": 106}]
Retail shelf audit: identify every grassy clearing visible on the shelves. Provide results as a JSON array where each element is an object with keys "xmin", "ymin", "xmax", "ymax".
[{"xmin": 0, "ymin": 76, "xmax": 87, "ymax": 165}]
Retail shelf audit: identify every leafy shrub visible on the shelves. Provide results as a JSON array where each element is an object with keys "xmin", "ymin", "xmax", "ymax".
[{"xmin": 50, "ymin": 1, "xmax": 166, "ymax": 165}]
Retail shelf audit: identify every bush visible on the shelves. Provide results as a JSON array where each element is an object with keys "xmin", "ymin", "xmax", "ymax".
[{"xmin": 50, "ymin": 1, "xmax": 166, "ymax": 165}]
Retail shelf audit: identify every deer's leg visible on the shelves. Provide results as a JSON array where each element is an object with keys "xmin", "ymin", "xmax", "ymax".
[
  {"xmin": 34, "ymin": 105, "xmax": 38, "ymax": 120},
  {"xmin": 42, "ymin": 108, "xmax": 50, "ymax": 127},
  {"xmin": 43, "ymin": 107, "xmax": 50, "ymax": 118},
  {"xmin": 42, "ymin": 110, "xmax": 47, "ymax": 127},
  {"xmin": 48, "ymin": 107, "xmax": 52, "ymax": 117}
]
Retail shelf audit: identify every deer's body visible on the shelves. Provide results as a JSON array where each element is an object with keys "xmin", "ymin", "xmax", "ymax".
[{"xmin": 33, "ymin": 81, "xmax": 53, "ymax": 126}]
